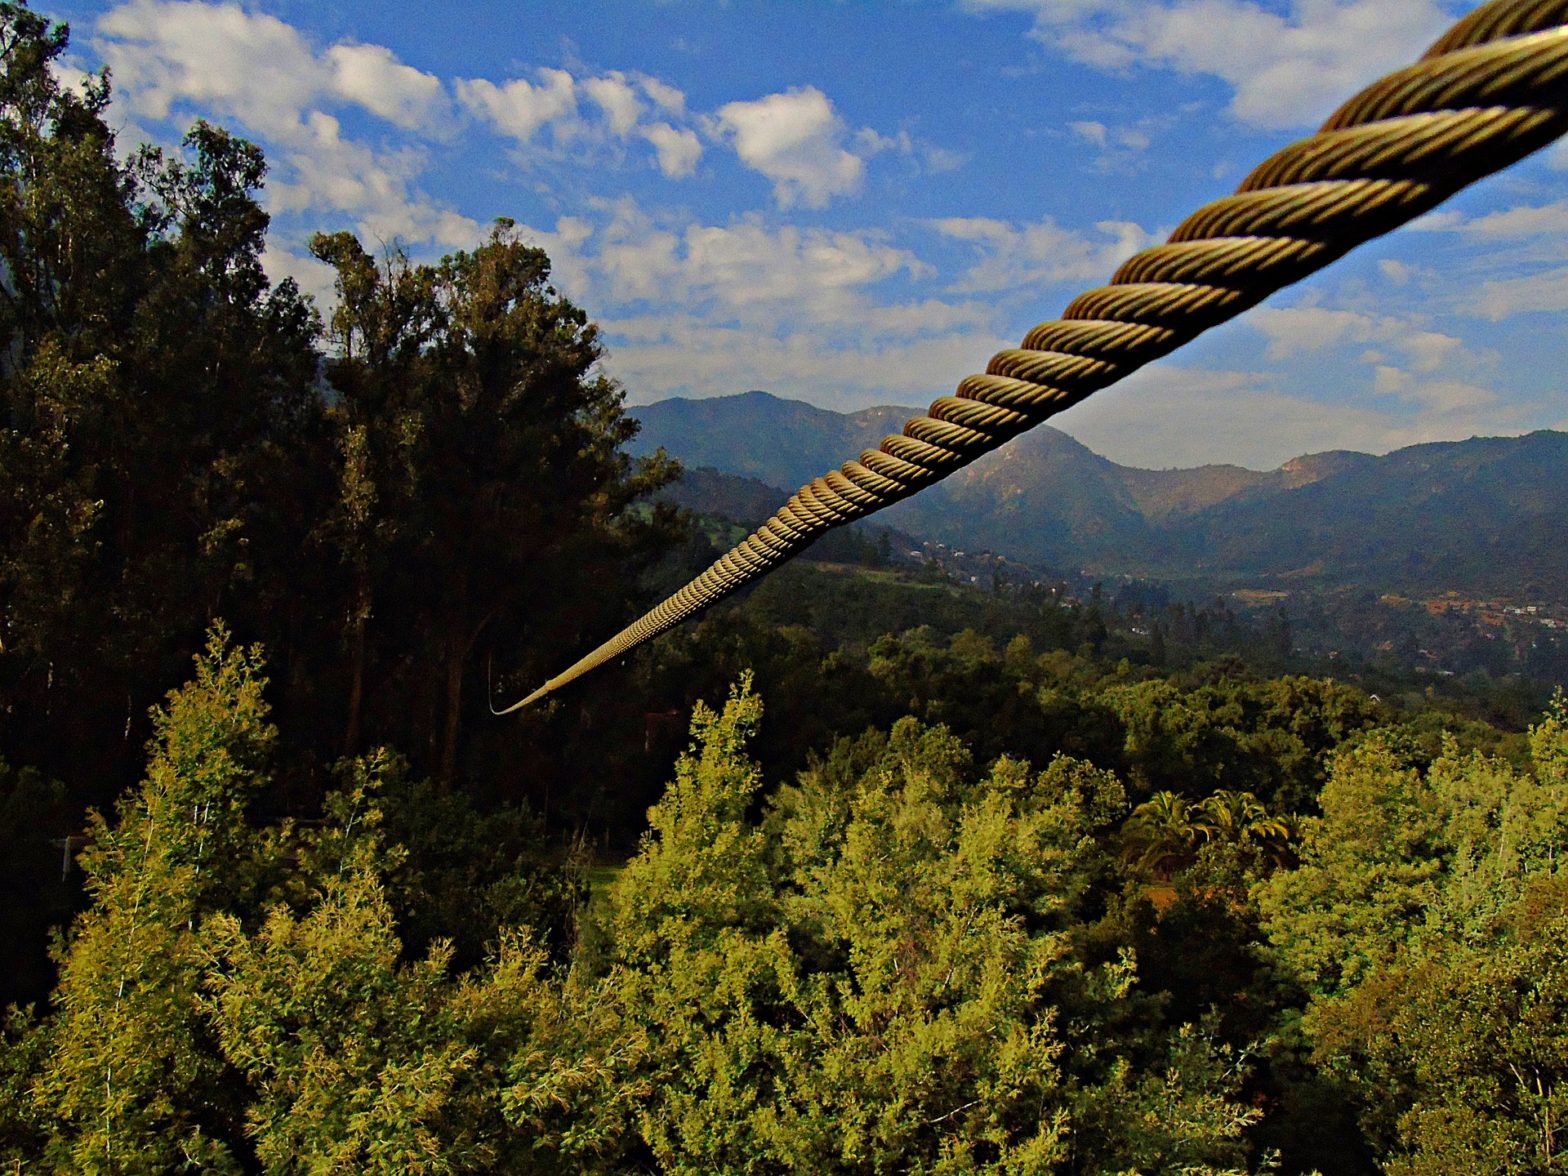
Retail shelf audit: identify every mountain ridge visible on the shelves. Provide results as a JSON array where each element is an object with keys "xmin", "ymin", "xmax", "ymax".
[{"xmin": 629, "ymin": 391, "xmax": 1568, "ymax": 599}]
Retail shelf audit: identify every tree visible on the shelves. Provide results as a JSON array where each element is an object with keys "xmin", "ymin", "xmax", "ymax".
[
  {"xmin": 1121, "ymin": 791, "xmax": 1203, "ymax": 879},
  {"xmin": 18, "ymin": 628, "xmax": 580, "ymax": 1172},
  {"xmin": 31, "ymin": 627, "xmax": 279, "ymax": 1171},
  {"xmin": 0, "ymin": 7, "xmax": 323, "ymax": 789},
  {"xmin": 0, "ymin": 3, "xmax": 140, "ymax": 366},
  {"xmin": 1259, "ymin": 699, "xmax": 1568, "ymax": 1171},
  {"xmin": 201, "ymin": 776, "xmax": 558, "ymax": 1175},
  {"xmin": 522, "ymin": 680, "xmax": 1262, "ymax": 1172},
  {"xmin": 0, "ymin": 752, "xmax": 77, "ymax": 1007},
  {"xmin": 0, "ymin": 4, "xmax": 139, "ymax": 775},
  {"xmin": 310, "ymin": 224, "xmax": 680, "ymax": 784},
  {"xmin": 308, "ymin": 232, "xmax": 435, "ymax": 756},
  {"xmin": 1192, "ymin": 791, "xmax": 1293, "ymax": 867}
]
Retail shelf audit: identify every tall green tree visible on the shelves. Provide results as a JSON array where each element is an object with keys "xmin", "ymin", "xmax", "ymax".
[
  {"xmin": 1260, "ymin": 701, "xmax": 1568, "ymax": 1172},
  {"xmin": 201, "ymin": 781, "xmax": 558, "ymax": 1175},
  {"xmin": 14, "ymin": 629, "xmax": 576, "ymax": 1173},
  {"xmin": 0, "ymin": 3, "xmax": 140, "ymax": 769},
  {"xmin": 0, "ymin": 5, "xmax": 323, "ymax": 788},
  {"xmin": 310, "ymin": 224, "xmax": 679, "ymax": 783},
  {"xmin": 31, "ymin": 628, "xmax": 279, "ymax": 1171},
  {"xmin": 518, "ymin": 679, "xmax": 1263, "ymax": 1172}
]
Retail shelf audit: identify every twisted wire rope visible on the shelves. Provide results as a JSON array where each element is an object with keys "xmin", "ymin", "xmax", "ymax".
[{"xmin": 503, "ymin": 0, "xmax": 1568, "ymax": 712}]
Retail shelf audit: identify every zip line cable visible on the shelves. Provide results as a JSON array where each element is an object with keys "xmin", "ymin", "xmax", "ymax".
[{"xmin": 502, "ymin": 0, "xmax": 1568, "ymax": 712}]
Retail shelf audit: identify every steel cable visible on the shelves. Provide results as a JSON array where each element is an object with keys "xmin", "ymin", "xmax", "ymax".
[{"xmin": 502, "ymin": 0, "xmax": 1568, "ymax": 712}]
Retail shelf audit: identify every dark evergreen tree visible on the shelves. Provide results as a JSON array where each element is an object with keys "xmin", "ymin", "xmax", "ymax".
[
  {"xmin": 0, "ymin": 7, "xmax": 323, "ymax": 792},
  {"xmin": 309, "ymin": 224, "xmax": 680, "ymax": 785}
]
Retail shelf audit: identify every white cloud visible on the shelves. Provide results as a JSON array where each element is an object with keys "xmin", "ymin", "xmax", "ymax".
[
  {"xmin": 97, "ymin": 0, "xmax": 453, "ymax": 137},
  {"xmin": 1473, "ymin": 266, "xmax": 1568, "ymax": 321},
  {"xmin": 1241, "ymin": 305, "xmax": 1473, "ymax": 374},
  {"xmin": 1448, "ymin": 200, "xmax": 1568, "ymax": 243},
  {"xmin": 98, "ymin": 0, "xmax": 326, "ymax": 139},
  {"xmin": 586, "ymin": 202, "xmax": 929, "ymax": 322},
  {"xmin": 94, "ymin": 0, "xmax": 481, "ymax": 258},
  {"xmin": 1041, "ymin": 297, "xmax": 1515, "ymax": 465},
  {"xmin": 609, "ymin": 311, "xmax": 1012, "ymax": 409},
  {"xmin": 1401, "ymin": 331, "xmax": 1462, "ymax": 374},
  {"xmin": 713, "ymin": 87, "xmax": 866, "ymax": 208},
  {"xmin": 459, "ymin": 67, "xmax": 709, "ymax": 179},
  {"xmin": 1249, "ymin": 304, "xmax": 1487, "ymax": 397},
  {"xmin": 328, "ymin": 43, "xmax": 448, "ymax": 131},
  {"xmin": 262, "ymin": 241, "xmax": 340, "ymax": 307},
  {"xmin": 679, "ymin": 221, "xmax": 926, "ymax": 311},
  {"xmin": 584, "ymin": 72, "xmax": 644, "ymax": 137},
  {"xmin": 1374, "ymin": 200, "xmax": 1568, "ymax": 319},
  {"xmin": 1249, "ymin": 305, "xmax": 1366, "ymax": 360},
  {"xmin": 641, "ymin": 122, "xmax": 703, "ymax": 178},
  {"xmin": 857, "ymin": 298, "xmax": 995, "ymax": 336},
  {"xmin": 532, "ymin": 200, "xmax": 1004, "ymax": 408},
  {"xmin": 1068, "ymin": 116, "xmax": 1161, "ymax": 171},
  {"xmin": 1372, "ymin": 364, "xmax": 1496, "ymax": 414},
  {"xmin": 931, "ymin": 215, "xmax": 1155, "ymax": 293},
  {"xmin": 1070, "ymin": 118, "xmax": 1152, "ymax": 153},
  {"xmin": 1058, "ymin": 364, "xmax": 1525, "ymax": 469},
  {"xmin": 1378, "ymin": 258, "xmax": 1413, "ymax": 286},
  {"xmin": 266, "ymin": 112, "xmax": 484, "ymax": 248},
  {"xmin": 456, "ymin": 69, "xmax": 579, "ymax": 144},
  {"xmin": 966, "ymin": 0, "xmax": 1460, "ymax": 129},
  {"xmin": 919, "ymin": 143, "xmax": 968, "ymax": 174},
  {"xmin": 1071, "ymin": 120, "xmax": 1110, "ymax": 149},
  {"xmin": 637, "ymin": 75, "xmax": 688, "ymax": 117},
  {"xmin": 855, "ymin": 124, "xmax": 968, "ymax": 177}
]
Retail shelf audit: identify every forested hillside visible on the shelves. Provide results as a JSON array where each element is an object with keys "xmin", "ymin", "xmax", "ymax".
[{"xmin": 4, "ymin": 7, "xmax": 1568, "ymax": 1173}]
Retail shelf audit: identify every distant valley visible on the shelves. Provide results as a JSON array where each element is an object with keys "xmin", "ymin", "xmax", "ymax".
[{"xmin": 630, "ymin": 390, "xmax": 1568, "ymax": 603}]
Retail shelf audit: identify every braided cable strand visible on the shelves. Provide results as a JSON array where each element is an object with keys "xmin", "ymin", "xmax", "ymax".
[{"xmin": 503, "ymin": 0, "xmax": 1568, "ymax": 712}]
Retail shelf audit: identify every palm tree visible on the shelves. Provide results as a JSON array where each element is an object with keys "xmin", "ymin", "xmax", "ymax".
[
  {"xmin": 1122, "ymin": 790, "xmax": 1298, "ymax": 882},
  {"xmin": 1120, "ymin": 792, "xmax": 1202, "ymax": 880},
  {"xmin": 1193, "ymin": 790, "xmax": 1295, "ymax": 867}
]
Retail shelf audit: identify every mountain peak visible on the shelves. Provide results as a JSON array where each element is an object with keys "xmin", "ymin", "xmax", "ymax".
[
  {"xmin": 631, "ymin": 391, "xmax": 919, "ymax": 490},
  {"xmin": 1279, "ymin": 449, "xmax": 1374, "ymax": 487}
]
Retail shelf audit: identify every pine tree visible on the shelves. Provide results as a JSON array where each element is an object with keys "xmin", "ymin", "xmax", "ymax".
[{"xmin": 32, "ymin": 627, "xmax": 278, "ymax": 1171}]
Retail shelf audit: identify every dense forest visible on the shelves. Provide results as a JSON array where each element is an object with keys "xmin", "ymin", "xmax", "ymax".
[{"xmin": 4, "ymin": 6, "xmax": 1568, "ymax": 1172}]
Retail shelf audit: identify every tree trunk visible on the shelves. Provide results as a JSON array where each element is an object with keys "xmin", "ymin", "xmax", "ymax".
[
  {"xmin": 437, "ymin": 585, "xmax": 502, "ymax": 790},
  {"xmin": 440, "ymin": 624, "xmax": 464, "ymax": 789},
  {"xmin": 438, "ymin": 568, "xmax": 471, "ymax": 789},
  {"xmin": 342, "ymin": 575, "xmax": 369, "ymax": 756}
]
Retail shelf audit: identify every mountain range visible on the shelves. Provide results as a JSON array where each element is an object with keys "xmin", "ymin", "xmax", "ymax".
[{"xmin": 629, "ymin": 390, "xmax": 1568, "ymax": 601}]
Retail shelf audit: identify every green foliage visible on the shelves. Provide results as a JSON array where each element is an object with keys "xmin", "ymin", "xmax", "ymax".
[
  {"xmin": 374, "ymin": 770, "xmax": 589, "ymax": 968},
  {"xmin": 0, "ymin": 755, "xmax": 76, "ymax": 1004},
  {"xmin": 1097, "ymin": 675, "xmax": 1376, "ymax": 810},
  {"xmin": 13, "ymin": 605, "xmax": 1564, "ymax": 1172},
  {"xmin": 0, "ymin": 1005, "xmax": 48, "ymax": 1167},
  {"xmin": 32, "ymin": 626, "xmax": 276, "ymax": 1171},
  {"xmin": 12, "ymin": 630, "xmax": 581, "ymax": 1172},
  {"xmin": 0, "ymin": 4, "xmax": 322, "ymax": 797},
  {"xmin": 204, "ymin": 868, "xmax": 472, "ymax": 1173},
  {"xmin": 309, "ymin": 222, "xmax": 682, "ymax": 782},
  {"xmin": 1260, "ymin": 696, "xmax": 1568, "ymax": 1171},
  {"xmin": 1121, "ymin": 791, "xmax": 1294, "ymax": 881},
  {"xmin": 518, "ymin": 679, "xmax": 1261, "ymax": 1173}
]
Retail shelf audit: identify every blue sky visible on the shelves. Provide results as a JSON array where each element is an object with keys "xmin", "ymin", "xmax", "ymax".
[{"xmin": 47, "ymin": 0, "xmax": 1568, "ymax": 468}]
